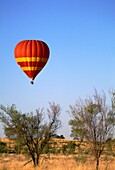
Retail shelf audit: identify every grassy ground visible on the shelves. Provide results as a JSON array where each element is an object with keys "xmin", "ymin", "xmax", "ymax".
[{"xmin": 0, "ymin": 154, "xmax": 115, "ymax": 170}]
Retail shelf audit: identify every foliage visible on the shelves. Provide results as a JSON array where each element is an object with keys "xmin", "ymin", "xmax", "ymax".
[
  {"xmin": 68, "ymin": 89, "xmax": 115, "ymax": 170},
  {"xmin": 62, "ymin": 141, "xmax": 76, "ymax": 155},
  {"xmin": 52, "ymin": 134, "xmax": 65, "ymax": 139},
  {"xmin": 0, "ymin": 102, "xmax": 61, "ymax": 167},
  {"xmin": 0, "ymin": 141, "xmax": 7, "ymax": 153},
  {"xmin": 42, "ymin": 140, "xmax": 61, "ymax": 154}
]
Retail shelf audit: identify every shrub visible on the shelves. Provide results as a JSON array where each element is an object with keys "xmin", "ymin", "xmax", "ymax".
[{"xmin": 0, "ymin": 141, "xmax": 8, "ymax": 153}]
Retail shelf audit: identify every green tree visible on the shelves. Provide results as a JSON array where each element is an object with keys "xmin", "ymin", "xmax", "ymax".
[
  {"xmin": 52, "ymin": 134, "xmax": 65, "ymax": 139},
  {"xmin": 0, "ymin": 102, "xmax": 61, "ymax": 167},
  {"xmin": 68, "ymin": 90, "xmax": 115, "ymax": 170}
]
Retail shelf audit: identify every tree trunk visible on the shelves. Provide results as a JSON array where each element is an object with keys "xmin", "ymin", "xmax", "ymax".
[
  {"xmin": 31, "ymin": 154, "xmax": 36, "ymax": 167},
  {"xmin": 96, "ymin": 158, "xmax": 99, "ymax": 170},
  {"xmin": 36, "ymin": 153, "xmax": 40, "ymax": 166},
  {"xmin": 29, "ymin": 151, "xmax": 38, "ymax": 167},
  {"xmin": 33, "ymin": 153, "xmax": 40, "ymax": 167}
]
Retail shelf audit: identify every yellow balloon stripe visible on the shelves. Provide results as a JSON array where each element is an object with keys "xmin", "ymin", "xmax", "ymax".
[
  {"xmin": 21, "ymin": 66, "xmax": 43, "ymax": 71},
  {"xmin": 15, "ymin": 57, "xmax": 48, "ymax": 62}
]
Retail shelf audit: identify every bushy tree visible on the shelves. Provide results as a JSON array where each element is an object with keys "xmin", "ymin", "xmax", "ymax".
[
  {"xmin": 0, "ymin": 102, "xmax": 61, "ymax": 167},
  {"xmin": 52, "ymin": 134, "xmax": 65, "ymax": 139},
  {"xmin": 68, "ymin": 90, "xmax": 115, "ymax": 170}
]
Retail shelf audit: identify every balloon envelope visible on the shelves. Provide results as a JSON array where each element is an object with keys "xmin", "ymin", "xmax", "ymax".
[{"xmin": 14, "ymin": 40, "xmax": 50, "ymax": 83}]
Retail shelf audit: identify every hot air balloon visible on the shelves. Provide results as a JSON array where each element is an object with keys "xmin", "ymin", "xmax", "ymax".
[{"xmin": 14, "ymin": 40, "xmax": 50, "ymax": 84}]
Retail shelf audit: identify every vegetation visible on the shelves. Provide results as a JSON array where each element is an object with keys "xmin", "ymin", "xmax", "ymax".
[
  {"xmin": 52, "ymin": 134, "xmax": 65, "ymax": 139},
  {"xmin": 0, "ymin": 102, "xmax": 61, "ymax": 167},
  {"xmin": 0, "ymin": 141, "xmax": 7, "ymax": 153},
  {"xmin": 0, "ymin": 154, "xmax": 114, "ymax": 170},
  {"xmin": 0, "ymin": 90, "xmax": 115, "ymax": 169},
  {"xmin": 62, "ymin": 141, "xmax": 76, "ymax": 155},
  {"xmin": 68, "ymin": 90, "xmax": 115, "ymax": 170}
]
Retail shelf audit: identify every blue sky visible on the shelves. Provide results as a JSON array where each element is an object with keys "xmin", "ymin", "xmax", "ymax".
[{"xmin": 0, "ymin": 0, "xmax": 115, "ymax": 138}]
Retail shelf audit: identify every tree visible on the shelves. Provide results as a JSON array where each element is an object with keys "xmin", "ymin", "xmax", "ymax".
[
  {"xmin": 0, "ymin": 102, "xmax": 61, "ymax": 167},
  {"xmin": 68, "ymin": 90, "xmax": 115, "ymax": 170},
  {"xmin": 52, "ymin": 134, "xmax": 65, "ymax": 139}
]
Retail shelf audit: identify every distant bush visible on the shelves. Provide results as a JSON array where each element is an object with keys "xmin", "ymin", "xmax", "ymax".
[
  {"xmin": 42, "ymin": 141, "xmax": 61, "ymax": 154},
  {"xmin": 52, "ymin": 134, "xmax": 65, "ymax": 139},
  {"xmin": 62, "ymin": 141, "xmax": 76, "ymax": 155},
  {"xmin": 0, "ymin": 141, "xmax": 8, "ymax": 153}
]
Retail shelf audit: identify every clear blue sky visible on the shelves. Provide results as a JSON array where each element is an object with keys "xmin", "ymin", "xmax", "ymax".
[{"xmin": 0, "ymin": 0, "xmax": 115, "ymax": 138}]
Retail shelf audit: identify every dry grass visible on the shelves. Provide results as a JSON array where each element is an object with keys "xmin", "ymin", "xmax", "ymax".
[
  {"xmin": 0, "ymin": 138, "xmax": 115, "ymax": 169},
  {"xmin": 0, "ymin": 154, "xmax": 114, "ymax": 170}
]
